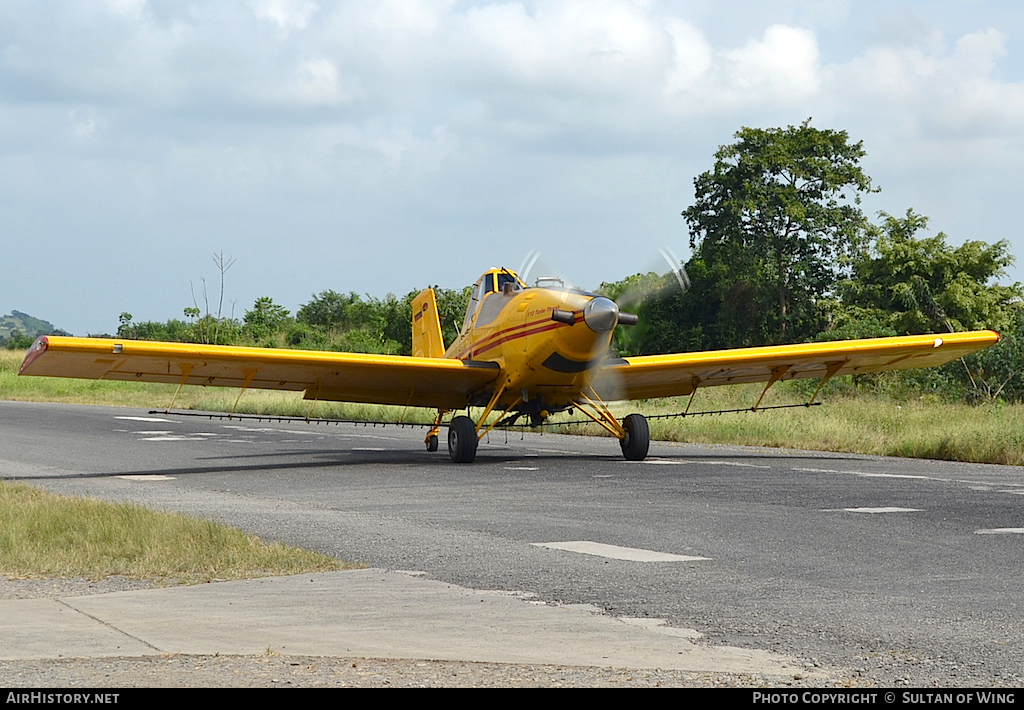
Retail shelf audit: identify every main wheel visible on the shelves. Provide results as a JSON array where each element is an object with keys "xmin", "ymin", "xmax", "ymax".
[
  {"xmin": 448, "ymin": 416, "xmax": 478, "ymax": 463},
  {"xmin": 425, "ymin": 434, "xmax": 439, "ymax": 452},
  {"xmin": 620, "ymin": 413, "xmax": 649, "ymax": 461}
]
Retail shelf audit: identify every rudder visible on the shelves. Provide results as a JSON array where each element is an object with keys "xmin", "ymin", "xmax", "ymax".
[{"xmin": 412, "ymin": 288, "xmax": 445, "ymax": 358}]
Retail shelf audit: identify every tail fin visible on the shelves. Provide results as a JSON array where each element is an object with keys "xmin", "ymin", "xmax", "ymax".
[{"xmin": 412, "ymin": 288, "xmax": 445, "ymax": 358}]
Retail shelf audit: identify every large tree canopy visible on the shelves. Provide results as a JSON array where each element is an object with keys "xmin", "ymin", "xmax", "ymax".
[
  {"xmin": 682, "ymin": 120, "xmax": 876, "ymax": 345},
  {"xmin": 838, "ymin": 209, "xmax": 1020, "ymax": 335}
]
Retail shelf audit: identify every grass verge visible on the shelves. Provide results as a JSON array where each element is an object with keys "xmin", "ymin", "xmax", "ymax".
[{"xmin": 0, "ymin": 481, "xmax": 348, "ymax": 584}]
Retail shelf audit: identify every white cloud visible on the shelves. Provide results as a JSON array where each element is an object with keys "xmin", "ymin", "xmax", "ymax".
[
  {"xmin": 68, "ymin": 106, "xmax": 102, "ymax": 139},
  {"xmin": 102, "ymin": 0, "xmax": 146, "ymax": 20},
  {"xmin": 724, "ymin": 24, "xmax": 820, "ymax": 98},
  {"xmin": 283, "ymin": 57, "xmax": 353, "ymax": 106},
  {"xmin": 249, "ymin": 0, "xmax": 319, "ymax": 32},
  {"xmin": 835, "ymin": 27, "xmax": 1024, "ymax": 141},
  {"xmin": 454, "ymin": 0, "xmax": 669, "ymax": 95},
  {"xmin": 665, "ymin": 18, "xmax": 713, "ymax": 93},
  {"xmin": 5, "ymin": 1, "xmax": 1024, "ymax": 334}
]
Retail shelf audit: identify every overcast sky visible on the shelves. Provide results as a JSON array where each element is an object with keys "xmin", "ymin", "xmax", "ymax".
[{"xmin": 3, "ymin": 0, "xmax": 1024, "ymax": 336}]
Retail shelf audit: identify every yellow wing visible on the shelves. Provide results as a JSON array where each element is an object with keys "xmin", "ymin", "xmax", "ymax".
[
  {"xmin": 19, "ymin": 336, "xmax": 500, "ymax": 410},
  {"xmin": 594, "ymin": 331, "xmax": 1000, "ymax": 401}
]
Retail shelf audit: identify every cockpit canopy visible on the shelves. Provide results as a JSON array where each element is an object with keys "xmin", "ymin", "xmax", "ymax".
[{"xmin": 461, "ymin": 268, "xmax": 527, "ymax": 330}]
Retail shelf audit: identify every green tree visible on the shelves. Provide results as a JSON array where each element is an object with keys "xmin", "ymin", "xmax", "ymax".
[
  {"xmin": 116, "ymin": 312, "xmax": 134, "ymax": 339},
  {"xmin": 297, "ymin": 291, "xmax": 372, "ymax": 331},
  {"xmin": 838, "ymin": 209, "xmax": 1020, "ymax": 335},
  {"xmin": 243, "ymin": 297, "xmax": 292, "ymax": 342},
  {"xmin": 964, "ymin": 306, "xmax": 1024, "ymax": 402},
  {"xmin": 3, "ymin": 329, "xmax": 33, "ymax": 350},
  {"xmin": 682, "ymin": 119, "xmax": 876, "ymax": 345},
  {"xmin": 599, "ymin": 271, "xmax": 675, "ymax": 356},
  {"xmin": 434, "ymin": 286, "xmax": 473, "ymax": 351}
]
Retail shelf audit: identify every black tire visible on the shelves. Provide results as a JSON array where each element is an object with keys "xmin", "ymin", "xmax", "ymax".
[
  {"xmin": 620, "ymin": 413, "xmax": 649, "ymax": 461},
  {"xmin": 426, "ymin": 434, "xmax": 438, "ymax": 452},
  {"xmin": 448, "ymin": 416, "xmax": 478, "ymax": 463}
]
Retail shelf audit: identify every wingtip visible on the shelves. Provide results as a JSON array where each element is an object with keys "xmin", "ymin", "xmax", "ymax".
[{"xmin": 19, "ymin": 336, "xmax": 49, "ymax": 375}]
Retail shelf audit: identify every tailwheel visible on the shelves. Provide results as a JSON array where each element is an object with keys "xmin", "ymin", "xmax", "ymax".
[
  {"xmin": 448, "ymin": 415, "xmax": 478, "ymax": 463},
  {"xmin": 620, "ymin": 413, "xmax": 650, "ymax": 461},
  {"xmin": 426, "ymin": 434, "xmax": 439, "ymax": 452}
]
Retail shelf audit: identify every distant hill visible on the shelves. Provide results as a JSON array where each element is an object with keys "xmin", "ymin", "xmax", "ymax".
[{"xmin": 1, "ymin": 311, "xmax": 67, "ymax": 342}]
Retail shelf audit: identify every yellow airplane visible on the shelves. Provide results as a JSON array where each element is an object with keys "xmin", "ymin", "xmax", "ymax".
[{"xmin": 20, "ymin": 267, "xmax": 1000, "ymax": 463}]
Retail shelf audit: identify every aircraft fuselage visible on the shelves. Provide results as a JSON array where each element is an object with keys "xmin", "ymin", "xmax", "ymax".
[{"xmin": 447, "ymin": 269, "xmax": 620, "ymax": 418}]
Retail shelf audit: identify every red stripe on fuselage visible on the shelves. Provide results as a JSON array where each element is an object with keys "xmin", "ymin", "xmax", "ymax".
[{"xmin": 454, "ymin": 313, "xmax": 583, "ymax": 360}]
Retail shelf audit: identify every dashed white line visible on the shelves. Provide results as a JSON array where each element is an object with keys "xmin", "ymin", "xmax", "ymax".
[
  {"xmin": 793, "ymin": 467, "xmax": 929, "ymax": 480},
  {"xmin": 136, "ymin": 429, "xmax": 228, "ymax": 441},
  {"xmin": 825, "ymin": 507, "xmax": 922, "ymax": 514},
  {"xmin": 642, "ymin": 458, "xmax": 770, "ymax": 468},
  {"xmin": 532, "ymin": 541, "xmax": 710, "ymax": 562},
  {"xmin": 854, "ymin": 473, "xmax": 930, "ymax": 480},
  {"xmin": 794, "ymin": 467, "xmax": 1024, "ymax": 497},
  {"xmin": 701, "ymin": 460, "xmax": 770, "ymax": 469},
  {"xmin": 115, "ymin": 474, "xmax": 176, "ymax": 481},
  {"xmin": 975, "ymin": 528, "xmax": 1024, "ymax": 534}
]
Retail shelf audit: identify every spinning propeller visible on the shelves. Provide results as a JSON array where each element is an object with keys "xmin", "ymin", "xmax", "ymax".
[{"xmin": 515, "ymin": 247, "xmax": 691, "ymax": 328}]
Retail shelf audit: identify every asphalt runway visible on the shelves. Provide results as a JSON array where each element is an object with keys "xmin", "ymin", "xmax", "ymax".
[{"xmin": 3, "ymin": 399, "xmax": 1024, "ymax": 686}]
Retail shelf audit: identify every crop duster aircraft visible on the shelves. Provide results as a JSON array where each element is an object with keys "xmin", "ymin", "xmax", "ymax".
[{"xmin": 20, "ymin": 267, "xmax": 999, "ymax": 463}]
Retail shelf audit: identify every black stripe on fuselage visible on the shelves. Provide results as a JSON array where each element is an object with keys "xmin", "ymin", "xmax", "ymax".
[{"xmin": 542, "ymin": 352, "xmax": 605, "ymax": 373}]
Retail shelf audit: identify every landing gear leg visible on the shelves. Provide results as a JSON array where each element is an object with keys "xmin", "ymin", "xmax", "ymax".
[
  {"xmin": 620, "ymin": 413, "xmax": 650, "ymax": 461},
  {"xmin": 425, "ymin": 410, "xmax": 445, "ymax": 452},
  {"xmin": 448, "ymin": 415, "xmax": 478, "ymax": 463},
  {"xmin": 574, "ymin": 389, "xmax": 651, "ymax": 462}
]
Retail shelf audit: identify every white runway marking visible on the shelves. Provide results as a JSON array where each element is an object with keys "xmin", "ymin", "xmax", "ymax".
[
  {"xmin": 828, "ymin": 507, "xmax": 922, "ymax": 514},
  {"xmin": 853, "ymin": 472, "xmax": 930, "ymax": 480},
  {"xmin": 702, "ymin": 460, "xmax": 771, "ymax": 469},
  {"xmin": 975, "ymin": 528, "xmax": 1024, "ymax": 534},
  {"xmin": 795, "ymin": 467, "xmax": 1024, "ymax": 497},
  {"xmin": 115, "ymin": 475, "xmax": 176, "ymax": 481},
  {"xmin": 115, "ymin": 416, "xmax": 172, "ymax": 422},
  {"xmin": 137, "ymin": 433, "xmax": 225, "ymax": 441},
  {"xmin": 642, "ymin": 458, "xmax": 770, "ymax": 469},
  {"xmin": 532, "ymin": 541, "xmax": 710, "ymax": 562},
  {"xmin": 794, "ymin": 467, "xmax": 929, "ymax": 480}
]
